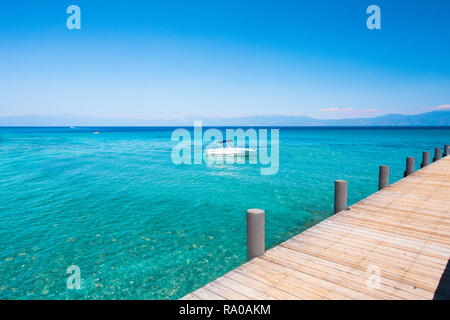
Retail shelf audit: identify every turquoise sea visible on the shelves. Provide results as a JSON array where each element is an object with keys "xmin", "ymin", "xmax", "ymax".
[{"xmin": 1, "ymin": 126, "xmax": 449, "ymax": 299}]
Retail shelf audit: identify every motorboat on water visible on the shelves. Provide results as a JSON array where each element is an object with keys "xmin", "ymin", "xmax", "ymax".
[{"xmin": 206, "ymin": 140, "xmax": 256, "ymax": 156}]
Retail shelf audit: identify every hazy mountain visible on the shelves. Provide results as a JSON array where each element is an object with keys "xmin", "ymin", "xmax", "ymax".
[
  {"xmin": 0, "ymin": 110, "xmax": 449, "ymax": 126},
  {"xmin": 320, "ymin": 110, "xmax": 450, "ymax": 126}
]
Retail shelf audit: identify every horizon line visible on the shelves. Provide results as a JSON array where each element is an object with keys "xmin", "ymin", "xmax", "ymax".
[{"xmin": 1, "ymin": 108, "xmax": 449, "ymax": 121}]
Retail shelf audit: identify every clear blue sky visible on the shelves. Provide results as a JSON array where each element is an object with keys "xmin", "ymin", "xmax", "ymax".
[{"xmin": 0, "ymin": 0, "xmax": 449, "ymax": 119}]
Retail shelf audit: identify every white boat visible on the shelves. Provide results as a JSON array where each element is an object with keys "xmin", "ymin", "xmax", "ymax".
[
  {"xmin": 206, "ymin": 140, "xmax": 256, "ymax": 156},
  {"xmin": 207, "ymin": 147, "xmax": 256, "ymax": 156}
]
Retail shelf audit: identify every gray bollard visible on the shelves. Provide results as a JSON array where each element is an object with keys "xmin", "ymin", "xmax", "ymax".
[
  {"xmin": 444, "ymin": 145, "xmax": 449, "ymax": 157},
  {"xmin": 433, "ymin": 148, "xmax": 441, "ymax": 162},
  {"xmin": 378, "ymin": 166, "xmax": 389, "ymax": 190},
  {"xmin": 334, "ymin": 180, "xmax": 348, "ymax": 214},
  {"xmin": 246, "ymin": 209, "xmax": 265, "ymax": 260},
  {"xmin": 404, "ymin": 157, "xmax": 415, "ymax": 177},
  {"xmin": 420, "ymin": 151, "xmax": 430, "ymax": 168}
]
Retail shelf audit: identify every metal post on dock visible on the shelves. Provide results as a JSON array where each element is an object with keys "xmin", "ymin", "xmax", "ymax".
[
  {"xmin": 421, "ymin": 151, "xmax": 430, "ymax": 168},
  {"xmin": 334, "ymin": 180, "xmax": 347, "ymax": 214},
  {"xmin": 246, "ymin": 208, "xmax": 265, "ymax": 261},
  {"xmin": 378, "ymin": 166, "xmax": 389, "ymax": 190},
  {"xmin": 444, "ymin": 145, "xmax": 449, "ymax": 157},
  {"xmin": 404, "ymin": 157, "xmax": 415, "ymax": 177},
  {"xmin": 434, "ymin": 148, "xmax": 441, "ymax": 162}
]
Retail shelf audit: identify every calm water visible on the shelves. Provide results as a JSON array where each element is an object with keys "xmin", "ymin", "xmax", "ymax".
[{"xmin": 1, "ymin": 126, "xmax": 449, "ymax": 299}]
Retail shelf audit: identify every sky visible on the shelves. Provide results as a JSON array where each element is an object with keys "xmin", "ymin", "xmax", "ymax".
[{"xmin": 0, "ymin": 0, "xmax": 449, "ymax": 120}]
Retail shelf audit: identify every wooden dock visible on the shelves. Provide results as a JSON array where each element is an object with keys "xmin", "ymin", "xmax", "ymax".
[{"xmin": 182, "ymin": 156, "xmax": 450, "ymax": 300}]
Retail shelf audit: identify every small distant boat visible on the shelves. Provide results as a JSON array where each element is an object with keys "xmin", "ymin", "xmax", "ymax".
[
  {"xmin": 93, "ymin": 131, "xmax": 100, "ymax": 134},
  {"xmin": 206, "ymin": 140, "xmax": 256, "ymax": 156}
]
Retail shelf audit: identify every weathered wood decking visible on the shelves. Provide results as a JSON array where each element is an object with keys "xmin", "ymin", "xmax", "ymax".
[{"xmin": 182, "ymin": 156, "xmax": 450, "ymax": 300}]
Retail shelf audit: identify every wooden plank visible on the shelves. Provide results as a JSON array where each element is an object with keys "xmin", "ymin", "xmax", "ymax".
[
  {"xmin": 224, "ymin": 272, "xmax": 291, "ymax": 300},
  {"xmin": 194, "ymin": 287, "xmax": 226, "ymax": 300},
  {"xmin": 288, "ymin": 232, "xmax": 446, "ymax": 274},
  {"xmin": 263, "ymin": 246, "xmax": 430, "ymax": 299},
  {"xmin": 202, "ymin": 281, "xmax": 251, "ymax": 300},
  {"xmin": 280, "ymin": 238, "xmax": 445, "ymax": 292},
  {"xmin": 305, "ymin": 226, "xmax": 447, "ymax": 268},
  {"xmin": 214, "ymin": 275, "xmax": 276, "ymax": 300},
  {"xmin": 180, "ymin": 292, "xmax": 203, "ymax": 300},
  {"xmin": 236, "ymin": 259, "xmax": 325, "ymax": 300},
  {"xmin": 181, "ymin": 156, "xmax": 450, "ymax": 300},
  {"xmin": 318, "ymin": 219, "xmax": 450, "ymax": 257}
]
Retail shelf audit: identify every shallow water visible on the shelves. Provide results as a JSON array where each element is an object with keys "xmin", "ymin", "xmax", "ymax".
[{"xmin": 0, "ymin": 126, "xmax": 449, "ymax": 299}]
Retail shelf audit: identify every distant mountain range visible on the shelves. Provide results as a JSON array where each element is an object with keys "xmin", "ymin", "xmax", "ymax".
[{"xmin": 0, "ymin": 110, "xmax": 449, "ymax": 126}]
